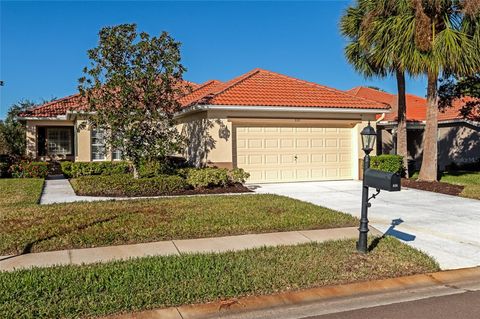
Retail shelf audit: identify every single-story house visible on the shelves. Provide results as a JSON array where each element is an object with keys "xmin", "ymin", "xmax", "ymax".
[
  {"xmin": 19, "ymin": 68, "xmax": 389, "ymax": 183},
  {"xmin": 347, "ymin": 86, "xmax": 480, "ymax": 171}
]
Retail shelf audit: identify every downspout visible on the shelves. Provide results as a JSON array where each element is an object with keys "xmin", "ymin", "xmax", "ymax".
[{"xmin": 375, "ymin": 111, "xmax": 386, "ymax": 155}]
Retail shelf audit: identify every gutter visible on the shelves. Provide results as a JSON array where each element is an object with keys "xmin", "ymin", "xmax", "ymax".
[
  {"xmin": 21, "ymin": 104, "xmax": 392, "ymax": 121},
  {"xmin": 176, "ymin": 104, "xmax": 390, "ymax": 118},
  {"xmin": 378, "ymin": 118, "xmax": 479, "ymax": 128},
  {"xmin": 18, "ymin": 116, "xmax": 68, "ymax": 121}
]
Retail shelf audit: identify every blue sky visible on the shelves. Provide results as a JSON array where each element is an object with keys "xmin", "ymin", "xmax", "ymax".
[{"xmin": 0, "ymin": 0, "xmax": 427, "ymax": 119}]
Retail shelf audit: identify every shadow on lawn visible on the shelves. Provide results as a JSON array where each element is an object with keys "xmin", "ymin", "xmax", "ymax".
[{"xmin": 20, "ymin": 214, "xmax": 121, "ymax": 255}]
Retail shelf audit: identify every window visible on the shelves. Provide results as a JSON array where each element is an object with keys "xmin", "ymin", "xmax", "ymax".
[
  {"xmin": 112, "ymin": 148, "xmax": 122, "ymax": 161},
  {"xmin": 47, "ymin": 128, "xmax": 72, "ymax": 155},
  {"xmin": 91, "ymin": 129, "xmax": 106, "ymax": 161}
]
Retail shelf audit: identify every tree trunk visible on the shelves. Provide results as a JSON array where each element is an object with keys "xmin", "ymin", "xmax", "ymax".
[
  {"xmin": 395, "ymin": 70, "xmax": 409, "ymax": 177},
  {"xmin": 418, "ymin": 72, "xmax": 439, "ymax": 182},
  {"xmin": 132, "ymin": 164, "xmax": 139, "ymax": 179}
]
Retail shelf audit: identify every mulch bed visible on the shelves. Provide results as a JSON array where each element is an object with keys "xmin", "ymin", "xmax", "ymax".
[
  {"xmin": 401, "ymin": 178, "xmax": 464, "ymax": 196},
  {"xmin": 170, "ymin": 184, "xmax": 253, "ymax": 196},
  {"xmin": 77, "ymin": 183, "xmax": 253, "ymax": 198}
]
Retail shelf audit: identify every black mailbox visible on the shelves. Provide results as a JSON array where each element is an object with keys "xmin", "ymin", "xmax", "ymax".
[{"xmin": 364, "ymin": 169, "xmax": 401, "ymax": 191}]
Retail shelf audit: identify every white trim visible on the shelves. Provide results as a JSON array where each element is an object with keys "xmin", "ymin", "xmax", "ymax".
[
  {"xmin": 20, "ymin": 116, "xmax": 68, "ymax": 121},
  {"xmin": 378, "ymin": 119, "xmax": 480, "ymax": 128},
  {"xmin": 176, "ymin": 104, "xmax": 390, "ymax": 117}
]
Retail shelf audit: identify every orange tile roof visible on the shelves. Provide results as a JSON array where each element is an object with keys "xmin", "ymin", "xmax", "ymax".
[
  {"xmin": 347, "ymin": 86, "xmax": 476, "ymax": 123},
  {"xmin": 178, "ymin": 80, "xmax": 224, "ymax": 107},
  {"xmin": 20, "ymin": 81, "xmax": 200, "ymax": 118},
  {"xmin": 187, "ymin": 69, "xmax": 389, "ymax": 109},
  {"xmin": 347, "ymin": 87, "xmax": 394, "ymax": 106},
  {"xmin": 21, "ymin": 94, "xmax": 86, "ymax": 118},
  {"xmin": 20, "ymin": 70, "xmax": 390, "ymax": 118}
]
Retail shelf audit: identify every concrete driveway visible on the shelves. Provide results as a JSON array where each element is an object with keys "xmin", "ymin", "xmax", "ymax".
[{"xmin": 252, "ymin": 180, "xmax": 480, "ymax": 270}]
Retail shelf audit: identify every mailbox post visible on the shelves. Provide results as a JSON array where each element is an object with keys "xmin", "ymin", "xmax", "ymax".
[
  {"xmin": 357, "ymin": 122, "xmax": 376, "ymax": 253},
  {"xmin": 357, "ymin": 122, "xmax": 402, "ymax": 253}
]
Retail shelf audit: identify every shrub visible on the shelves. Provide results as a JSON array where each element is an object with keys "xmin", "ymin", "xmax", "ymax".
[
  {"xmin": 60, "ymin": 161, "xmax": 73, "ymax": 177},
  {"xmin": 180, "ymin": 167, "xmax": 250, "ymax": 188},
  {"xmin": 0, "ymin": 162, "xmax": 10, "ymax": 178},
  {"xmin": 10, "ymin": 161, "xmax": 49, "ymax": 178},
  {"xmin": 61, "ymin": 161, "xmax": 131, "ymax": 178},
  {"xmin": 230, "ymin": 168, "xmax": 250, "ymax": 184},
  {"xmin": 70, "ymin": 174, "xmax": 189, "ymax": 197},
  {"xmin": 185, "ymin": 168, "xmax": 230, "ymax": 188},
  {"xmin": 138, "ymin": 157, "xmax": 191, "ymax": 178},
  {"xmin": 370, "ymin": 155, "xmax": 404, "ymax": 174}
]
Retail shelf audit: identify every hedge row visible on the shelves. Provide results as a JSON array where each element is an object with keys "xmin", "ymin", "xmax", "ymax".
[
  {"xmin": 370, "ymin": 155, "xmax": 404, "ymax": 174},
  {"xmin": 178, "ymin": 167, "xmax": 250, "ymax": 188},
  {"xmin": 60, "ymin": 161, "xmax": 131, "ymax": 178},
  {"xmin": 70, "ymin": 167, "xmax": 251, "ymax": 197},
  {"xmin": 9, "ymin": 161, "xmax": 49, "ymax": 178},
  {"xmin": 70, "ymin": 174, "xmax": 189, "ymax": 197}
]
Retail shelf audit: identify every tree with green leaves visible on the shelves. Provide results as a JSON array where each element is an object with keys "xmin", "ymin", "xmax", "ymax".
[
  {"xmin": 439, "ymin": 74, "xmax": 480, "ymax": 121},
  {"xmin": 340, "ymin": 0, "xmax": 411, "ymax": 177},
  {"xmin": 390, "ymin": 0, "xmax": 480, "ymax": 181},
  {"xmin": 342, "ymin": 0, "xmax": 480, "ymax": 181},
  {"xmin": 0, "ymin": 100, "xmax": 35, "ymax": 157},
  {"xmin": 79, "ymin": 24, "xmax": 187, "ymax": 178}
]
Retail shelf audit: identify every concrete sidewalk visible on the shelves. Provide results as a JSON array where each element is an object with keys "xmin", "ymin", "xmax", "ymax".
[{"xmin": 0, "ymin": 226, "xmax": 372, "ymax": 272}]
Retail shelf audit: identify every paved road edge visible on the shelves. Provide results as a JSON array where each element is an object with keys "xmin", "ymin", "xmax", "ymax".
[{"xmin": 105, "ymin": 266, "xmax": 480, "ymax": 319}]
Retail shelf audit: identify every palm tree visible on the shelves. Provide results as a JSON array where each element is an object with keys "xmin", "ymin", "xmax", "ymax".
[
  {"xmin": 342, "ymin": 0, "xmax": 480, "ymax": 182},
  {"xmin": 388, "ymin": 0, "xmax": 480, "ymax": 181},
  {"xmin": 340, "ymin": 0, "xmax": 410, "ymax": 177}
]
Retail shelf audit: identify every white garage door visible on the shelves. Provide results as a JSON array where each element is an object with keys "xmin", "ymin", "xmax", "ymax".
[{"xmin": 235, "ymin": 126, "xmax": 353, "ymax": 183}]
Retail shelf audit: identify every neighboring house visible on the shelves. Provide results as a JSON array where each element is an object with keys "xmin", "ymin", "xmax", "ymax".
[
  {"xmin": 19, "ymin": 68, "xmax": 389, "ymax": 183},
  {"xmin": 347, "ymin": 86, "xmax": 480, "ymax": 171}
]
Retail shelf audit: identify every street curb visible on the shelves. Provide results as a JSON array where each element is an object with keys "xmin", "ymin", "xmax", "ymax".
[{"xmin": 106, "ymin": 266, "xmax": 480, "ymax": 319}]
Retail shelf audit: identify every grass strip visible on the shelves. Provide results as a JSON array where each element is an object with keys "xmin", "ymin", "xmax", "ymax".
[
  {"xmin": 0, "ymin": 179, "xmax": 357, "ymax": 255},
  {"xmin": 0, "ymin": 237, "xmax": 439, "ymax": 319},
  {"xmin": 440, "ymin": 171, "xmax": 480, "ymax": 200}
]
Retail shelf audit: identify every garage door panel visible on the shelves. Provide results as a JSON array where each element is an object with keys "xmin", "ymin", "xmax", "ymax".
[
  {"xmin": 237, "ymin": 155, "xmax": 247, "ymax": 165},
  {"xmin": 265, "ymin": 139, "xmax": 279, "ymax": 148},
  {"xmin": 311, "ymin": 139, "xmax": 323, "ymax": 147},
  {"xmin": 280, "ymin": 139, "xmax": 294, "ymax": 148},
  {"xmin": 325, "ymin": 139, "xmax": 338, "ymax": 147},
  {"xmin": 236, "ymin": 125, "xmax": 352, "ymax": 183},
  {"xmin": 248, "ymin": 170, "xmax": 264, "ymax": 181},
  {"xmin": 265, "ymin": 154, "xmax": 278, "ymax": 164},
  {"xmin": 311, "ymin": 154, "xmax": 324, "ymax": 163}
]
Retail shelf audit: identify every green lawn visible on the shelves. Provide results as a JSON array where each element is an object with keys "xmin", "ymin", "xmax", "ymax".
[
  {"xmin": 0, "ymin": 178, "xmax": 44, "ymax": 207},
  {"xmin": 0, "ymin": 237, "xmax": 439, "ymax": 319},
  {"xmin": 440, "ymin": 171, "xmax": 480, "ymax": 200},
  {"xmin": 0, "ymin": 179, "xmax": 358, "ymax": 255},
  {"xmin": 410, "ymin": 171, "xmax": 480, "ymax": 200}
]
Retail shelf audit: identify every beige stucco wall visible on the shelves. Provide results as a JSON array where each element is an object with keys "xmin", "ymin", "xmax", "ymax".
[
  {"xmin": 26, "ymin": 111, "xmax": 381, "ymax": 178},
  {"xmin": 75, "ymin": 119, "xmax": 91, "ymax": 162},
  {"xmin": 176, "ymin": 112, "xmax": 233, "ymax": 168},
  {"xmin": 176, "ymin": 109, "xmax": 378, "ymax": 179},
  {"xmin": 378, "ymin": 123, "xmax": 480, "ymax": 171},
  {"xmin": 438, "ymin": 123, "xmax": 480, "ymax": 170}
]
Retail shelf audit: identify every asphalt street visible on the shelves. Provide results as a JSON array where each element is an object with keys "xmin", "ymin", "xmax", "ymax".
[{"xmin": 303, "ymin": 291, "xmax": 480, "ymax": 319}]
